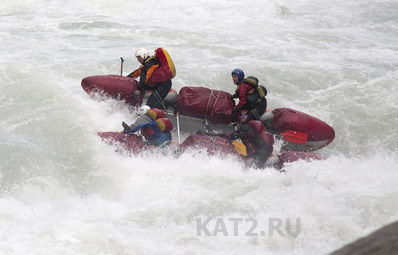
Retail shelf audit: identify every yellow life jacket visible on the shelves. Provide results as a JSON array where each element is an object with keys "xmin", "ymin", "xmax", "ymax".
[{"xmin": 242, "ymin": 76, "xmax": 267, "ymax": 104}]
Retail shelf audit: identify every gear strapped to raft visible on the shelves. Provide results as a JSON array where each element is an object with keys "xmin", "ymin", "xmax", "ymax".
[
  {"xmin": 177, "ymin": 87, "xmax": 235, "ymax": 124},
  {"xmin": 204, "ymin": 90, "xmax": 221, "ymax": 122}
]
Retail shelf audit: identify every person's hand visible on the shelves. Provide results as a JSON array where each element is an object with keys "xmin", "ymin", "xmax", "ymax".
[
  {"xmin": 122, "ymin": 121, "xmax": 132, "ymax": 133},
  {"xmin": 228, "ymin": 131, "xmax": 240, "ymax": 141},
  {"xmin": 134, "ymin": 90, "xmax": 141, "ymax": 101}
]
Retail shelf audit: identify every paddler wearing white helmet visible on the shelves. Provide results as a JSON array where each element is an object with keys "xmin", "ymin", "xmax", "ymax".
[
  {"xmin": 127, "ymin": 47, "xmax": 173, "ymax": 110},
  {"xmin": 122, "ymin": 105, "xmax": 173, "ymax": 147}
]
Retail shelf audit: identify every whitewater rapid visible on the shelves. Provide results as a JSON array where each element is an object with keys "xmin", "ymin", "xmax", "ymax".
[{"xmin": 1, "ymin": 0, "xmax": 398, "ymax": 254}]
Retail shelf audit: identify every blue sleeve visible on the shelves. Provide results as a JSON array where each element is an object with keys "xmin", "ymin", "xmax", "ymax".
[{"xmin": 124, "ymin": 119, "xmax": 158, "ymax": 134}]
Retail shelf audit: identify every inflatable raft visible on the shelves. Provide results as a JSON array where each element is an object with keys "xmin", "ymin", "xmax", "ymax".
[
  {"xmin": 98, "ymin": 131, "xmax": 324, "ymax": 169},
  {"xmin": 82, "ymin": 75, "xmax": 335, "ymax": 151}
]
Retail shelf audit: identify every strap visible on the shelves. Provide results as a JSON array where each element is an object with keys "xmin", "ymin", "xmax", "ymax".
[
  {"xmin": 249, "ymin": 108, "xmax": 261, "ymax": 120},
  {"xmin": 204, "ymin": 90, "xmax": 221, "ymax": 121},
  {"xmin": 153, "ymin": 89, "xmax": 167, "ymax": 110},
  {"xmin": 196, "ymin": 130, "xmax": 225, "ymax": 137},
  {"xmin": 143, "ymin": 56, "xmax": 156, "ymax": 64}
]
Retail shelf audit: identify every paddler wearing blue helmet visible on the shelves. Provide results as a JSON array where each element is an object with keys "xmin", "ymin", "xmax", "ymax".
[{"xmin": 231, "ymin": 68, "xmax": 267, "ymax": 123}]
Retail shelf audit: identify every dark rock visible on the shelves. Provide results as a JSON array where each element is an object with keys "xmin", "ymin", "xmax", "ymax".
[{"xmin": 330, "ymin": 221, "xmax": 398, "ymax": 255}]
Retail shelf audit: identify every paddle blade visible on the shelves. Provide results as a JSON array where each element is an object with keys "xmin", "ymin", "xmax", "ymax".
[
  {"xmin": 232, "ymin": 140, "xmax": 247, "ymax": 156},
  {"xmin": 282, "ymin": 130, "xmax": 308, "ymax": 144}
]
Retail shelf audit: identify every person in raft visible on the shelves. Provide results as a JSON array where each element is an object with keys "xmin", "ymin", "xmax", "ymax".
[
  {"xmin": 127, "ymin": 48, "xmax": 172, "ymax": 109},
  {"xmin": 228, "ymin": 120, "xmax": 275, "ymax": 169},
  {"xmin": 122, "ymin": 105, "xmax": 172, "ymax": 147},
  {"xmin": 230, "ymin": 69, "xmax": 268, "ymax": 123}
]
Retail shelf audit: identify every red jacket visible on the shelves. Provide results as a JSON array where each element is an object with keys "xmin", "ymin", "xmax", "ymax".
[{"xmin": 236, "ymin": 82, "xmax": 255, "ymax": 109}]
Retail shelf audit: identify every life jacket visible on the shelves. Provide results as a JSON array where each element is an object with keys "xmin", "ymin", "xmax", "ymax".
[
  {"xmin": 148, "ymin": 48, "xmax": 176, "ymax": 86},
  {"xmin": 258, "ymin": 131, "xmax": 274, "ymax": 147},
  {"xmin": 141, "ymin": 126, "xmax": 156, "ymax": 140},
  {"xmin": 241, "ymin": 76, "xmax": 267, "ymax": 106},
  {"xmin": 234, "ymin": 121, "xmax": 273, "ymax": 157},
  {"xmin": 130, "ymin": 57, "xmax": 159, "ymax": 86},
  {"xmin": 146, "ymin": 109, "xmax": 172, "ymax": 132},
  {"xmin": 155, "ymin": 118, "xmax": 173, "ymax": 132},
  {"xmin": 248, "ymin": 120, "xmax": 274, "ymax": 147},
  {"xmin": 141, "ymin": 108, "xmax": 167, "ymax": 139},
  {"xmin": 150, "ymin": 117, "xmax": 172, "ymax": 146},
  {"xmin": 146, "ymin": 108, "xmax": 166, "ymax": 120},
  {"xmin": 248, "ymin": 120, "xmax": 265, "ymax": 133}
]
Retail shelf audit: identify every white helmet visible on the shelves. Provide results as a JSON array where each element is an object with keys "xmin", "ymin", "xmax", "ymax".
[
  {"xmin": 138, "ymin": 105, "xmax": 150, "ymax": 116},
  {"xmin": 135, "ymin": 48, "xmax": 153, "ymax": 59}
]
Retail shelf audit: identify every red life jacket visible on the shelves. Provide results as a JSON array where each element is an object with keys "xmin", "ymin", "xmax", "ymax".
[
  {"xmin": 248, "ymin": 120, "xmax": 265, "ymax": 133},
  {"xmin": 248, "ymin": 120, "xmax": 274, "ymax": 147},
  {"xmin": 141, "ymin": 126, "xmax": 156, "ymax": 140},
  {"xmin": 141, "ymin": 108, "xmax": 168, "ymax": 139},
  {"xmin": 148, "ymin": 48, "xmax": 176, "ymax": 86},
  {"xmin": 156, "ymin": 118, "xmax": 173, "ymax": 132},
  {"xmin": 146, "ymin": 108, "xmax": 166, "ymax": 120}
]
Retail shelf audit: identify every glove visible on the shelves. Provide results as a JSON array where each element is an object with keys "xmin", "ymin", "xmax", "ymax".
[
  {"xmin": 122, "ymin": 121, "xmax": 132, "ymax": 133},
  {"xmin": 228, "ymin": 131, "xmax": 240, "ymax": 141},
  {"xmin": 238, "ymin": 124, "xmax": 252, "ymax": 136},
  {"xmin": 134, "ymin": 90, "xmax": 141, "ymax": 101}
]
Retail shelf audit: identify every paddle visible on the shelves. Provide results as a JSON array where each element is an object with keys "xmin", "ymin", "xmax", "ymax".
[
  {"xmin": 231, "ymin": 140, "xmax": 247, "ymax": 156},
  {"xmin": 176, "ymin": 112, "xmax": 182, "ymax": 145},
  {"xmin": 196, "ymin": 130, "xmax": 226, "ymax": 137},
  {"xmin": 120, "ymin": 57, "xmax": 124, "ymax": 75},
  {"xmin": 282, "ymin": 130, "xmax": 308, "ymax": 144},
  {"xmin": 133, "ymin": 90, "xmax": 145, "ymax": 106}
]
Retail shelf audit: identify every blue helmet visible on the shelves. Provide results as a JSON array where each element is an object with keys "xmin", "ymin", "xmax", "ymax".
[{"xmin": 231, "ymin": 69, "xmax": 244, "ymax": 83}]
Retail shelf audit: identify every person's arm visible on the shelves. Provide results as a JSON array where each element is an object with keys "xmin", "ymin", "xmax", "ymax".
[
  {"xmin": 237, "ymin": 83, "xmax": 250, "ymax": 109},
  {"xmin": 137, "ymin": 67, "xmax": 147, "ymax": 91},
  {"xmin": 127, "ymin": 68, "xmax": 141, "ymax": 78},
  {"xmin": 124, "ymin": 119, "xmax": 157, "ymax": 134},
  {"xmin": 232, "ymin": 87, "xmax": 239, "ymax": 99},
  {"xmin": 137, "ymin": 58, "xmax": 158, "ymax": 91},
  {"xmin": 129, "ymin": 114, "xmax": 152, "ymax": 130},
  {"xmin": 228, "ymin": 124, "xmax": 253, "ymax": 140}
]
